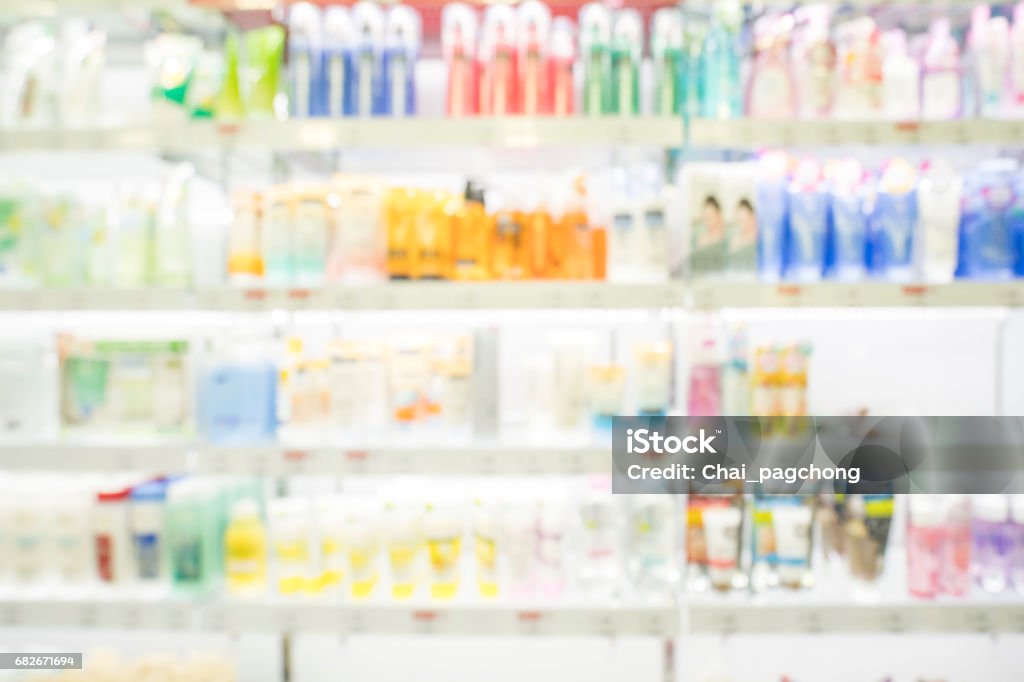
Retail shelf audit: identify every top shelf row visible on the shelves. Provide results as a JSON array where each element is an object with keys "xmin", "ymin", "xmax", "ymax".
[{"xmin": 5, "ymin": 117, "xmax": 1024, "ymax": 151}]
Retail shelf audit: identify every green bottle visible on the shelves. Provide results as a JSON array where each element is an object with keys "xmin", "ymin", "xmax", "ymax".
[
  {"xmin": 165, "ymin": 479, "xmax": 222, "ymax": 594},
  {"xmin": 651, "ymin": 9, "xmax": 685, "ymax": 116},
  {"xmin": 610, "ymin": 9, "xmax": 642, "ymax": 116},
  {"xmin": 579, "ymin": 4, "xmax": 612, "ymax": 116}
]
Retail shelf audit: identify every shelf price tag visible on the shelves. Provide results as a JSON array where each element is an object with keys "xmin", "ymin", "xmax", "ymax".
[
  {"xmin": 776, "ymin": 285, "xmax": 803, "ymax": 306},
  {"xmin": 901, "ymin": 285, "xmax": 931, "ymax": 306},
  {"xmin": 412, "ymin": 610, "xmax": 441, "ymax": 634},
  {"xmin": 799, "ymin": 610, "xmax": 824, "ymax": 634},
  {"xmin": 965, "ymin": 608, "xmax": 993, "ymax": 633},
  {"xmin": 344, "ymin": 450, "xmax": 370, "ymax": 474},
  {"xmin": 880, "ymin": 609, "xmax": 905, "ymax": 633},
  {"xmin": 517, "ymin": 610, "xmax": 545, "ymax": 635}
]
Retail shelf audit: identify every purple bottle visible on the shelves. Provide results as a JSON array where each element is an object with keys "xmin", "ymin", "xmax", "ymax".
[
  {"xmin": 972, "ymin": 495, "xmax": 1012, "ymax": 594},
  {"xmin": 1012, "ymin": 496, "xmax": 1024, "ymax": 595}
]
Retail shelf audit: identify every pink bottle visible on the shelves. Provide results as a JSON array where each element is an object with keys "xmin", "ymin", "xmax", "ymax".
[
  {"xmin": 941, "ymin": 495, "xmax": 972, "ymax": 597},
  {"xmin": 745, "ymin": 14, "xmax": 798, "ymax": 119},
  {"xmin": 479, "ymin": 5, "xmax": 518, "ymax": 116},
  {"xmin": 549, "ymin": 17, "xmax": 576, "ymax": 116},
  {"xmin": 442, "ymin": 3, "xmax": 479, "ymax": 117},
  {"xmin": 920, "ymin": 18, "xmax": 964, "ymax": 120},
  {"xmin": 687, "ymin": 336, "xmax": 722, "ymax": 417},
  {"xmin": 907, "ymin": 496, "xmax": 943, "ymax": 598},
  {"xmin": 517, "ymin": 0, "xmax": 551, "ymax": 115}
]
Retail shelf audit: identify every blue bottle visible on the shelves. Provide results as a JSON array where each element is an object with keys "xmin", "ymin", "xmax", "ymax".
[
  {"xmin": 323, "ymin": 7, "xmax": 354, "ymax": 117},
  {"xmin": 870, "ymin": 159, "xmax": 918, "ymax": 280},
  {"xmin": 785, "ymin": 158, "xmax": 828, "ymax": 281},
  {"xmin": 350, "ymin": 2, "xmax": 385, "ymax": 116},
  {"xmin": 198, "ymin": 349, "xmax": 278, "ymax": 444},
  {"xmin": 826, "ymin": 159, "xmax": 868, "ymax": 280},
  {"xmin": 957, "ymin": 159, "xmax": 1024, "ymax": 280},
  {"xmin": 288, "ymin": 3, "xmax": 326, "ymax": 118},
  {"xmin": 700, "ymin": 0, "xmax": 743, "ymax": 119},
  {"xmin": 382, "ymin": 6, "xmax": 420, "ymax": 117},
  {"xmin": 130, "ymin": 480, "xmax": 167, "ymax": 582},
  {"xmin": 757, "ymin": 151, "xmax": 789, "ymax": 281}
]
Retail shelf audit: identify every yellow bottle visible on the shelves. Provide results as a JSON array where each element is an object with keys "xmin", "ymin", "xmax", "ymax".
[
  {"xmin": 227, "ymin": 191, "xmax": 264, "ymax": 284},
  {"xmin": 384, "ymin": 502, "xmax": 423, "ymax": 599},
  {"xmin": 316, "ymin": 497, "xmax": 345, "ymax": 593},
  {"xmin": 225, "ymin": 499, "xmax": 268, "ymax": 595},
  {"xmin": 385, "ymin": 188, "xmax": 416, "ymax": 279},
  {"xmin": 344, "ymin": 500, "xmax": 380, "ymax": 599},
  {"xmin": 426, "ymin": 503, "xmax": 462, "ymax": 599},
  {"xmin": 473, "ymin": 500, "xmax": 499, "ymax": 598},
  {"xmin": 415, "ymin": 191, "xmax": 454, "ymax": 280},
  {"xmin": 451, "ymin": 182, "xmax": 492, "ymax": 280}
]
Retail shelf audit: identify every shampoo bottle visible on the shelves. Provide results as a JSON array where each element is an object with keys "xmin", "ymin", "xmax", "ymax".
[
  {"xmin": 288, "ymin": 3, "xmax": 324, "ymax": 118},
  {"xmin": 350, "ymin": 2, "xmax": 384, "ymax": 117},
  {"xmin": 323, "ymin": 8, "xmax": 354, "ymax": 117},
  {"xmin": 871, "ymin": 158, "xmax": 918, "ymax": 280},
  {"xmin": 746, "ymin": 14, "xmax": 797, "ymax": 119},
  {"xmin": 610, "ymin": 9, "xmax": 642, "ymax": 116},
  {"xmin": 793, "ymin": 4, "xmax": 836, "ymax": 119},
  {"xmin": 517, "ymin": 0, "xmax": 552, "ymax": 115},
  {"xmin": 826, "ymin": 158, "xmax": 869, "ymax": 280},
  {"xmin": 479, "ymin": 5, "xmax": 518, "ymax": 116},
  {"xmin": 579, "ymin": 4, "xmax": 612, "ymax": 116},
  {"xmin": 442, "ymin": 3, "xmax": 478, "ymax": 117},
  {"xmin": 651, "ymin": 9, "xmax": 684, "ymax": 116},
  {"xmin": 881, "ymin": 29, "xmax": 921, "ymax": 121},
  {"xmin": 957, "ymin": 158, "xmax": 1023, "ymax": 280},
  {"xmin": 915, "ymin": 159, "xmax": 962, "ymax": 282},
  {"xmin": 549, "ymin": 17, "xmax": 576, "ymax": 116},
  {"xmin": 702, "ymin": 0, "xmax": 743, "ymax": 119},
  {"xmin": 382, "ymin": 6, "xmax": 420, "ymax": 117},
  {"xmin": 921, "ymin": 18, "xmax": 963, "ymax": 120}
]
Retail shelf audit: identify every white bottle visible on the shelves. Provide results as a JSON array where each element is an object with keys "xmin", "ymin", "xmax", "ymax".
[
  {"xmin": 574, "ymin": 479, "xmax": 621, "ymax": 600},
  {"xmin": 10, "ymin": 482, "xmax": 47, "ymax": 584},
  {"xmin": 94, "ymin": 485, "xmax": 133, "ymax": 585},
  {"xmin": 550, "ymin": 336, "xmax": 590, "ymax": 434},
  {"xmin": 50, "ymin": 482, "xmax": 93, "ymax": 584},
  {"xmin": 915, "ymin": 159, "xmax": 963, "ymax": 282},
  {"xmin": 637, "ymin": 163, "xmax": 670, "ymax": 281},
  {"xmin": 608, "ymin": 166, "xmax": 637, "ymax": 281},
  {"xmin": 0, "ymin": 339, "xmax": 56, "ymax": 442},
  {"xmin": 882, "ymin": 30, "xmax": 921, "ymax": 120}
]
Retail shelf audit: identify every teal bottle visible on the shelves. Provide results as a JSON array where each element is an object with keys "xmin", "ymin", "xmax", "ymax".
[
  {"xmin": 164, "ymin": 479, "xmax": 222, "ymax": 594},
  {"xmin": 700, "ymin": 0, "xmax": 743, "ymax": 119}
]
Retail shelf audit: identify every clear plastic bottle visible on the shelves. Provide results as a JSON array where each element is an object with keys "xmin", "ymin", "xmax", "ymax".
[
  {"xmin": 165, "ymin": 479, "xmax": 221, "ymax": 594},
  {"xmin": 574, "ymin": 479, "xmax": 621, "ymax": 600},
  {"xmin": 907, "ymin": 495, "xmax": 943, "ymax": 598},
  {"xmin": 626, "ymin": 495, "xmax": 678, "ymax": 600},
  {"xmin": 941, "ymin": 495, "xmax": 972, "ymax": 597},
  {"xmin": 425, "ymin": 500, "xmax": 462, "ymax": 599}
]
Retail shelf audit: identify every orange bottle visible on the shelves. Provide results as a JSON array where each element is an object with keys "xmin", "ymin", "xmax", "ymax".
[
  {"xmin": 452, "ymin": 181, "xmax": 492, "ymax": 280},
  {"xmin": 415, "ymin": 191, "xmax": 453, "ymax": 280},
  {"xmin": 521, "ymin": 202, "xmax": 552, "ymax": 280},
  {"xmin": 385, "ymin": 188, "xmax": 416, "ymax": 280},
  {"xmin": 491, "ymin": 193, "xmax": 525, "ymax": 280}
]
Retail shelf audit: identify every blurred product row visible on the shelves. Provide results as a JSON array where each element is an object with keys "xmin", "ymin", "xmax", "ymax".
[
  {"xmin": 7, "ymin": 2, "xmax": 1024, "ymax": 124},
  {"xmin": 2, "ymin": 153, "xmax": 1023, "ymax": 290},
  {"xmin": 0, "ymin": 326, "xmax": 807, "ymax": 444},
  {"xmin": 0, "ymin": 651, "xmax": 236, "ymax": 682},
  {"xmin": 1, "ymin": 473, "xmax": 1022, "ymax": 602}
]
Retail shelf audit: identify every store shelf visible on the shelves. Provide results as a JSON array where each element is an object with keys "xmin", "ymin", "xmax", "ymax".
[
  {"xmin": 1, "ymin": 0, "xmax": 185, "ymax": 13},
  {"xmin": 9, "ymin": 117, "xmax": 1021, "ymax": 152},
  {"xmin": 687, "ymin": 119, "xmax": 1024, "ymax": 148},
  {"xmin": 0, "ymin": 283, "xmax": 683, "ymax": 311},
  {"xmin": 689, "ymin": 281, "xmax": 1024, "ymax": 309},
  {"xmin": 0, "ymin": 443, "xmax": 610, "ymax": 475},
  {"xmin": 0, "ymin": 596, "xmax": 678, "ymax": 637},
  {"xmin": 0, "ymin": 117, "xmax": 685, "ymax": 152},
  {"xmin": 688, "ymin": 599, "xmax": 1024, "ymax": 635}
]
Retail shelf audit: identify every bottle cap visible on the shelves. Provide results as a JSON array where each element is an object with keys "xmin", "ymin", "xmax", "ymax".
[{"xmin": 232, "ymin": 499, "xmax": 261, "ymax": 521}]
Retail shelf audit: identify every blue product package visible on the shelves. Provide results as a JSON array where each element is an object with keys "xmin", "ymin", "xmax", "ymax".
[
  {"xmin": 784, "ymin": 159, "xmax": 828, "ymax": 281},
  {"xmin": 957, "ymin": 160, "xmax": 1024, "ymax": 280},
  {"xmin": 130, "ymin": 480, "xmax": 167, "ymax": 581},
  {"xmin": 323, "ymin": 7, "xmax": 354, "ymax": 116},
  {"xmin": 288, "ymin": 3, "xmax": 326, "ymax": 118},
  {"xmin": 825, "ymin": 160, "xmax": 868, "ymax": 280},
  {"xmin": 870, "ymin": 159, "xmax": 918, "ymax": 279},
  {"xmin": 351, "ymin": 3, "xmax": 385, "ymax": 116},
  {"xmin": 756, "ymin": 153, "xmax": 789, "ymax": 281},
  {"xmin": 381, "ymin": 7, "xmax": 420, "ymax": 116},
  {"xmin": 199, "ymin": 363, "xmax": 278, "ymax": 444}
]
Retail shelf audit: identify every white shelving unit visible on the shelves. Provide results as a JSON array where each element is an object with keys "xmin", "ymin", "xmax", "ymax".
[
  {"xmin": 0, "ymin": 596, "xmax": 678, "ymax": 637},
  {"xmin": 2, "ymin": 282, "xmax": 1023, "ymax": 311},
  {"xmin": 689, "ymin": 281, "xmax": 1024, "ymax": 309},
  {"xmin": 688, "ymin": 599, "xmax": 1024, "ymax": 635},
  {"xmin": 0, "ymin": 443, "xmax": 610, "ymax": 475},
  {"xmin": 0, "ymin": 283, "xmax": 683, "ymax": 311},
  {"xmin": 4, "ymin": 118, "xmax": 1024, "ymax": 152}
]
